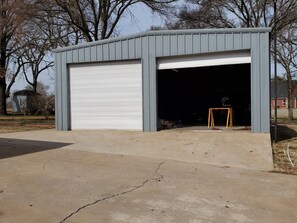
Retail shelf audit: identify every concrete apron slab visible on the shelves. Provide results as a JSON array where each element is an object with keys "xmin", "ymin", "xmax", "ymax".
[{"xmin": 0, "ymin": 129, "xmax": 273, "ymax": 171}]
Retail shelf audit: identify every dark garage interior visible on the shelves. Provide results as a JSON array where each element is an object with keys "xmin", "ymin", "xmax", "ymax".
[{"xmin": 157, "ymin": 63, "xmax": 251, "ymax": 129}]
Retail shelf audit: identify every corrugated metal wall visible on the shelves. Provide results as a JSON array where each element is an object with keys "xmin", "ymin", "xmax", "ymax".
[{"xmin": 54, "ymin": 28, "xmax": 271, "ymax": 133}]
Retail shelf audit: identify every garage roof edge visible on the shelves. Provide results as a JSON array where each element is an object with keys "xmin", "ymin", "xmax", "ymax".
[{"xmin": 53, "ymin": 28, "xmax": 272, "ymax": 53}]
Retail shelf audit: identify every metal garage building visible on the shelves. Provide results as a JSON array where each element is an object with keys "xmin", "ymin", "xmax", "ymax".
[{"xmin": 54, "ymin": 28, "xmax": 271, "ymax": 133}]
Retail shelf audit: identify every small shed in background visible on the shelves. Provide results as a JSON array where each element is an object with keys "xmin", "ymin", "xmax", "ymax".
[{"xmin": 12, "ymin": 90, "xmax": 41, "ymax": 114}]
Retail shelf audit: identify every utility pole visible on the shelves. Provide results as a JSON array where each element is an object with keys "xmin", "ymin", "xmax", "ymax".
[{"xmin": 274, "ymin": 0, "xmax": 278, "ymax": 142}]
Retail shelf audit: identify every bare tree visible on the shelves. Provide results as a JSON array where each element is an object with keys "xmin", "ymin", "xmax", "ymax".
[
  {"xmin": 25, "ymin": 81, "xmax": 50, "ymax": 96},
  {"xmin": 0, "ymin": 0, "xmax": 33, "ymax": 115},
  {"xmin": 167, "ymin": 0, "xmax": 297, "ymax": 120},
  {"xmin": 20, "ymin": 51, "xmax": 53, "ymax": 93},
  {"xmin": 0, "ymin": 0, "xmax": 40, "ymax": 115},
  {"xmin": 165, "ymin": 1, "xmax": 235, "ymax": 29},
  {"xmin": 171, "ymin": 0, "xmax": 297, "ymax": 32},
  {"xmin": 14, "ymin": 22, "xmax": 54, "ymax": 93},
  {"xmin": 38, "ymin": 0, "xmax": 176, "ymax": 43},
  {"xmin": 5, "ymin": 56, "xmax": 27, "ymax": 98},
  {"xmin": 276, "ymin": 27, "xmax": 297, "ymax": 120},
  {"xmin": 33, "ymin": 0, "xmax": 83, "ymax": 47},
  {"xmin": 24, "ymin": 81, "xmax": 55, "ymax": 118},
  {"xmin": 4, "ymin": 1, "xmax": 55, "ymax": 102}
]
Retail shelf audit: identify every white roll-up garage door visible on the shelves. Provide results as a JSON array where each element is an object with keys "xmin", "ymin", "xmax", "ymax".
[
  {"xmin": 70, "ymin": 61, "xmax": 142, "ymax": 130},
  {"xmin": 158, "ymin": 51, "xmax": 251, "ymax": 70}
]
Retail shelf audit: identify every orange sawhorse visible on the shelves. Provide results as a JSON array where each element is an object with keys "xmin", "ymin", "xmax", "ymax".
[{"xmin": 208, "ymin": 107, "xmax": 233, "ymax": 128}]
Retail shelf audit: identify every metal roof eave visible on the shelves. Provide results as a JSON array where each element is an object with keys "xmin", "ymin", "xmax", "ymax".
[{"xmin": 53, "ymin": 27, "xmax": 272, "ymax": 53}]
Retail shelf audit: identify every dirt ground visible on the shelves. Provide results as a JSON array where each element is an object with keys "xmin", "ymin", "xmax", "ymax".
[
  {"xmin": 0, "ymin": 115, "xmax": 55, "ymax": 134},
  {"xmin": 272, "ymin": 124, "xmax": 297, "ymax": 175},
  {"xmin": 273, "ymin": 139, "xmax": 297, "ymax": 174}
]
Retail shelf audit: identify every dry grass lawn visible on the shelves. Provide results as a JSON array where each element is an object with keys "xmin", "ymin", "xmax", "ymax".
[
  {"xmin": 272, "ymin": 124, "xmax": 297, "ymax": 175},
  {"xmin": 0, "ymin": 115, "xmax": 55, "ymax": 134},
  {"xmin": 273, "ymin": 140, "xmax": 297, "ymax": 175}
]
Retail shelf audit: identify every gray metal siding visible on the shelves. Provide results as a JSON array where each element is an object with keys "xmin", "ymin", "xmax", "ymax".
[
  {"xmin": 260, "ymin": 33, "xmax": 271, "ymax": 132},
  {"xmin": 251, "ymin": 33, "xmax": 261, "ymax": 132},
  {"xmin": 142, "ymin": 36, "xmax": 150, "ymax": 131},
  {"xmin": 54, "ymin": 53, "xmax": 59, "ymax": 130},
  {"xmin": 54, "ymin": 28, "xmax": 271, "ymax": 133},
  {"xmin": 185, "ymin": 34, "xmax": 193, "ymax": 54},
  {"xmin": 149, "ymin": 36, "xmax": 157, "ymax": 131},
  {"xmin": 61, "ymin": 56, "xmax": 68, "ymax": 130}
]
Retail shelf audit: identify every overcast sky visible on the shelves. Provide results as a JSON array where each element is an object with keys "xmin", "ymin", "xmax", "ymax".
[{"xmin": 118, "ymin": 4, "xmax": 165, "ymax": 35}]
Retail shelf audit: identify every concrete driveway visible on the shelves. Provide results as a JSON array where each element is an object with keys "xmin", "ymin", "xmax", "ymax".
[
  {"xmin": 1, "ymin": 130, "xmax": 296, "ymax": 223},
  {"xmin": 0, "ymin": 129, "xmax": 272, "ymax": 170}
]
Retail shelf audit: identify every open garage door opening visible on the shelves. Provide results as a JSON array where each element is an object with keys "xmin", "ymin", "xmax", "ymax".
[{"xmin": 157, "ymin": 64, "xmax": 251, "ymax": 130}]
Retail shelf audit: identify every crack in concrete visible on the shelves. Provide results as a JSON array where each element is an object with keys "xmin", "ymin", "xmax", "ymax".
[
  {"xmin": 58, "ymin": 160, "xmax": 167, "ymax": 223},
  {"xmin": 152, "ymin": 160, "xmax": 166, "ymax": 182}
]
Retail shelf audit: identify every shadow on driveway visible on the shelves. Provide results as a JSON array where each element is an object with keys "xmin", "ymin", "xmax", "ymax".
[{"xmin": 0, "ymin": 138, "xmax": 71, "ymax": 159}]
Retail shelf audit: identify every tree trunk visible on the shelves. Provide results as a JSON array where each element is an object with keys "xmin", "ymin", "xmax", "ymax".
[
  {"xmin": 0, "ymin": 77, "xmax": 7, "ymax": 115},
  {"xmin": 0, "ymin": 37, "xmax": 7, "ymax": 115},
  {"xmin": 288, "ymin": 91, "xmax": 294, "ymax": 120},
  {"xmin": 287, "ymin": 69, "xmax": 293, "ymax": 120},
  {"xmin": 33, "ymin": 82, "xmax": 37, "ymax": 92}
]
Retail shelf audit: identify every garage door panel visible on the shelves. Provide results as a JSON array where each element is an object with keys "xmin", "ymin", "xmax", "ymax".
[
  {"xmin": 71, "ymin": 106, "xmax": 142, "ymax": 114},
  {"xmin": 71, "ymin": 77, "xmax": 141, "ymax": 86},
  {"xmin": 71, "ymin": 93, "xmax": 142, "ymax": 101},
  {"xmin": 158, "ymin": 51, "xmax": 251, "ymax": 70},
  {"xmin": 72, "ymin": 117, "xmax": 142, "ymax": 125},
  {"xmin": 70, "ymin": 61, "xmax": 142, "ymax": 130},
  {"xmin": 71, "ymin": 121, "xmax": 142, "ymax": 130}
]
